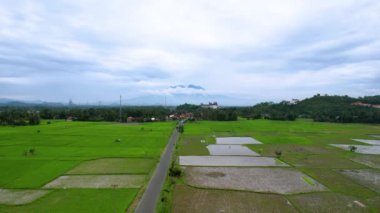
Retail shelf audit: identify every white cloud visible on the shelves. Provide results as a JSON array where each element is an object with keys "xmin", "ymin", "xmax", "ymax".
[{"xmin": 1, "ymin": 0, "xmax": 380, "ymax": 103}]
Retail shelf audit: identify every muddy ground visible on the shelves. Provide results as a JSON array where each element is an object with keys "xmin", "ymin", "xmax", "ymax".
[
  {"xmin": 206, "ymin": 145, "xmax": 259, "ymax": 156},
  {"xmin": 179, "ymin": 156, "xmax": 288, "ymax": 167},
  {"xmin": 339, "ymin": 169, "xmax": 380, "ymax": 193},
  {"xmin": 184, "ymin": 167, "xmax": 326, "ymax": 194},
  {"xmin": 0, "ymin": 189, "xmax": 50, "ymax": 205},
  {"xmin": 43, "ymin": 175, "xmax": 145, "ymax": 189},
  {"xmin": 216, "ymin": 137, "xmax": 262, "ymax": 145}
]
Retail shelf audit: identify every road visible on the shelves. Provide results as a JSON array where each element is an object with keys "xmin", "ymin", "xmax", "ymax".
[{"xmin": 135, "ymin": 128, "xmax": 179, "ymax": 213}]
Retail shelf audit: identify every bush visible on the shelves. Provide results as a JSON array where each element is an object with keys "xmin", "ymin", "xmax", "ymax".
[
  {"xmin": 275, "ymin": 150, "xmax": 282, "ymax": 158},
  {"xmin": 349, "ymin": 145, "xmax": 357, "ymax": 152},
  {"xmin": 169, "ymin": 163, "xmax": 182, "ymax": 177},
  {"xmin": 29, "ymin": 148, "xmax": 35, "ymax": 155}
]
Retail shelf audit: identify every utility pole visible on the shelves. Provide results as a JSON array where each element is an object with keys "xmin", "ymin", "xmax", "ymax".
[
  {"xmin": 165, "ymin": 96, "xmax": 167, "ymax": 108},
  {"xmin": 119, "ymin": 95, "xmax": 122, "ymax": 123}
]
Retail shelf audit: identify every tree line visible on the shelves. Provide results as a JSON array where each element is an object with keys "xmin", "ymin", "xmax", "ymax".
[
  {"xmin": 239, "ymin": 94, "xmax": 380, "ymax": 123},
  {"xmin": 0, "ymin": 109, "xmax": 40, "ymax": 126}
]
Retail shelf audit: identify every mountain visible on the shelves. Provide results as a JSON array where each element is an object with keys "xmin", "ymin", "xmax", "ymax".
[{"xmin": 124, "ymin": 93, "xmax": 247, "ymax": 106}]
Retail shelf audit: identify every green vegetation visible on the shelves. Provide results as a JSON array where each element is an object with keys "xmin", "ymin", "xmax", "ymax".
[
  {"xmin": 0, "ymin": 189, "xmax": 139, "ymax": 213},
  {"xmin": 239, "ymin": 94, "xmax": 380, "ymax": 123},
  {"xmin": 302, "ymin": 176, "xmax": 315, "ymax": 185},
  {"xmin": 0, "ymin": 109, "xmax": 40, "ymax": 126},
  {"xmin": 0, "ymin": 120, "xmax": 174, "ymax": 212},
  {"xmin": 66, "ymin": 158, "xmax": 157, "ymax": 175}
]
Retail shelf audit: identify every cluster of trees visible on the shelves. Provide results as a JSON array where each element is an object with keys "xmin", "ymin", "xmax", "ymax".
[
  {"xmin": 239, "ymin": 94, "xmax": 380, "ymax": 123},
  {"xmin": 0, "ymin": 109, "xmax": 40, "ymax": 126},
  {"xmin": 175, "ymin": 104, "xmax": 238, "ymax": 121},
  {"xmin": 39, "ymin": 106, "xmax": 171, "ymax": 122},
  {"xmin": 0, "ymin": 106, "xmax": 171, "ymax": 125}
]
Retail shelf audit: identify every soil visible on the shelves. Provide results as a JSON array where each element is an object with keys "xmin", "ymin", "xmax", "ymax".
[
  {"xmin": 43, "ymin": 175, "xmax": 145, "ymax": 189},
  {"xmin": 207, "ymin": 145, "xmax": 259, "ymax": 156},
  {"xmin": 179, "ymin": 156, "xmax": 289, "ymax": 167},
  {"xmin": 216, "ymin": 137, "xmax": 262, "ymax": 145},
  {"xmin": 172, "ymin": 185, "xmax": 297, "ymax": 213},
  {"xmin": 184, "ymin": 167, "xmax": 326, "ymax": 194},
  {"xmin": 339, "ymin": 169, "xmax": 380, "ymax": 193},
  {"xmin": 0, "ymin": 189, "xmax": 50, "ymax": 205},
  {"xmin": 330, "ymin": 144, "xmax": 380, "ymax": 155}
]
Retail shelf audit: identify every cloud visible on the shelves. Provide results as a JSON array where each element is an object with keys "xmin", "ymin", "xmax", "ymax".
[{"xmin": 0, "ymin": 0, "xmax": 380, "ymax": 104}]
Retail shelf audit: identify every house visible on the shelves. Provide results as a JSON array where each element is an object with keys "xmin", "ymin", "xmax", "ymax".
[
  {"xmin": 351, "ymin": 101, "xmax": 372, "ymax": 107},
  {"xmin": 200, "ymin": 102, "xmax": 218, "ymax": 109}
]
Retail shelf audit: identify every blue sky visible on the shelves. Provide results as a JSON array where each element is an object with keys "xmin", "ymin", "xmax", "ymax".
[{"xmin": 0, "ymin": 0, "xmax": 380, "ymax": 105}]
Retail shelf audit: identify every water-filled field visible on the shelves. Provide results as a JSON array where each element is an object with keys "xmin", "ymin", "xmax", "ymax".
[{"xmin": 170, "ymin": 119, "xmax": 380, "ymax": 212}]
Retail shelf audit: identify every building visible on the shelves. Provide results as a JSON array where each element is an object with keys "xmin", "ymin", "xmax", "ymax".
[{"xmin": 200, "ymin": 102, "xmax": 218, "ymax": 109}]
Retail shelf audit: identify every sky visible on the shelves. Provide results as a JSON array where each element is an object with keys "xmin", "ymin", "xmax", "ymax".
[{"xmin": 0, "ymin": 0, "xmax": 380, "ymax": 105}]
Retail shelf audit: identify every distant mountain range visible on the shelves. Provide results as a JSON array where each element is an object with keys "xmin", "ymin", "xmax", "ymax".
[
  {"xmin": 0, "ymin": 93, "xmax": 249, "ymax": 107},
  {"xmin": 124, "ymin": 93, "xmax": 245, "ymax": 106},
  {"xmin": 0, "ymin": 98, "xmax": 64, "ymax": 107}
]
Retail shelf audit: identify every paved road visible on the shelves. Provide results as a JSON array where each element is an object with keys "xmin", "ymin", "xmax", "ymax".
[{"xmin": 135, "ymin": 129, "xmax": 179, "ymax": 213}]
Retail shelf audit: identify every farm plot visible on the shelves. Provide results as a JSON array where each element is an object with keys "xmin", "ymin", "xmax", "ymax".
[
  {"xmin": 66, "ymin": 158, "xmax": 156, "ymax": 174},
  {"xmin": 163, "ymin": 120, "xmax": 380, "ymax": 212},
  {"xmin": 0, "ymin": 189, "xmax": 50, "ymax": 205},
  {"xmin": 216, "ymin": 137, "xmax": 262, "ymax": 145},
  {"xmin": 339, "ymin": 169, "xmax": 380, "ymax": 193},
  {"xmin": 352, "ymin": 155, "xmax": 380, "ymax": 169},
  {"xmin": 0, "ymin": 189, "xmax": 139, "ymax": 213},
  {"xmin": 352, "ymin": 139, "xmax": 380, "ymax": 145},
  {"xmin": 43, "ymin": 175, "xmax": 145, "ymax": 189},
  {"xmin": 0, "ymin": 121, "xmax": 174, "ymax": 212},
  {"xmin": 184, "ymin": 167, "xmax": 326, "ymax": 194},
  {"xmin": 206, "ymin": 145, "xmax": 259, "ymax": 156},
  {"xmin": 289, "ymin": 192, "xmax": 369, "ymax": 212},
  {"xmin": 179, "ymin": 156, "xmax": 288, "ymax": 167},
  {"xmin": 330, "ymin": 144, "xmax": 380, "ymax": 154},
  {"xmin": 172, "ymin": 185, "xmax": 296, "ymax": 213}
]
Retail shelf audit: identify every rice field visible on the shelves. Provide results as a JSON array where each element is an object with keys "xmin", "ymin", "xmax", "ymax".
[{"xmin": 0, "ymin": 120, "xmax": 174, "ymax": 212}]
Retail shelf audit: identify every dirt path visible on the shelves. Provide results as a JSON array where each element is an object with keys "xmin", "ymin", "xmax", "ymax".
[{"xmin": 134, "ymin": 129, "xmax": 179, "ymax": 213}]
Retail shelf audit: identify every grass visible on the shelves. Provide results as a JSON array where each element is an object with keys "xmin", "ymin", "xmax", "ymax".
[
  {"xmin": 66, "ymin": 158, "xmax": 157, "ymax": 174},
  {"xmin": 0, "ymin": 189, "xmax": 139, "ymax": 213},
  {"xmin": 169, "ymin": 119, "xmax": 380, "ymax": 212},
  {"xmin": 0, "ymin": 120, "xmax": 174, "ymax": 212},
  {"xmin": 302, "ymin": 176, "xmax": 315, "ymax": 185}
]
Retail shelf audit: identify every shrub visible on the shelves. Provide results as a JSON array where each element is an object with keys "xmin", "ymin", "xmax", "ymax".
[
  {"xmin": 169, "ymin": 163, "xmax": 182, "ymax": 177},
  {"xmin": 29, "ymin": 148, "xmax": 35, "ymax": 155},
  {"xmin": 349, "ymin": 145, "xmax": 357, "ymax": 152},
  {"xmin": 275, "ymin": 150, "xmax": 282, "ymax": 158}
]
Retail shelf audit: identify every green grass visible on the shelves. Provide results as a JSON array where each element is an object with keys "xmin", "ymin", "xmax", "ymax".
[
  {"xmin": 0, "ymin": 120, "xmax": 175, "ymax": 211},
  {"xmin": 66, "ymin": 158, "xmax": 157, "ymax": 174},
  {"xmin": 0, "ymin": 189, "xmax": 139, "ymax": 213},
  {"xmin": 302, "ymin": 176, "xmax": 315, "ymax": 185}
]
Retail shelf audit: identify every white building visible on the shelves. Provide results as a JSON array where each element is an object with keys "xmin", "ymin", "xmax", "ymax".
[{"xmin": 200, "ymin": 102, "xmax": 218, "ymax": 109}]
